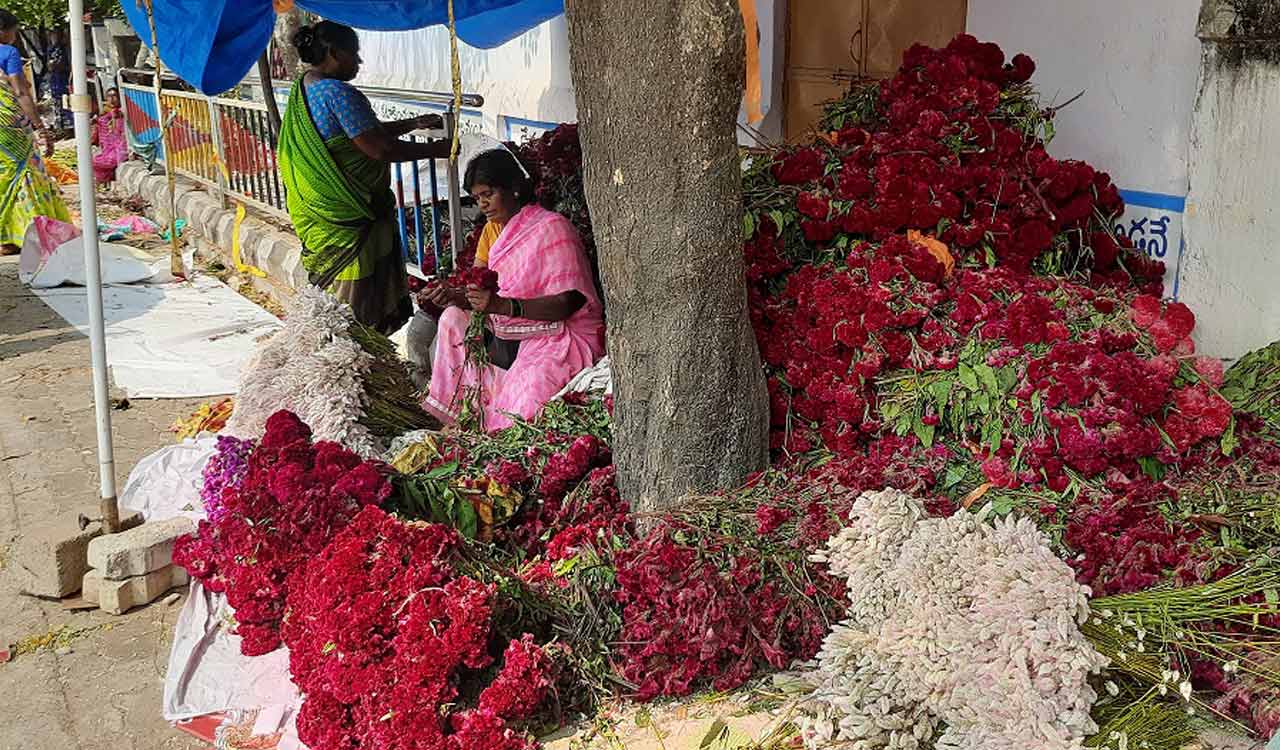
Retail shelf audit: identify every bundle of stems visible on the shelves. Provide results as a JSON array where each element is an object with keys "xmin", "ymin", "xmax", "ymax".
[
  {"xmin": 1085, "ymin": 562, "xmax": 1280, "ymax": 727},
  {"xmin": 1084, "ymin": 690, "xmax": 1198, "ymax": 750},
  {"xmin": 349, "ymin": 321, "xmax": 435, "ymax": 436}
]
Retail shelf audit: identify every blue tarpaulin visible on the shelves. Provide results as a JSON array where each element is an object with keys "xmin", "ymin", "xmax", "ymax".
[{"xmin": 120, "ymin": 0, "xmax": 564, "ymax": 95}]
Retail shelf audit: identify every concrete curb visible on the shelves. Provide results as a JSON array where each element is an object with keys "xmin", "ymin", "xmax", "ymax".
[{"xmin": 116, "ymin": 161, "xmax": 306, "ymax": 293}]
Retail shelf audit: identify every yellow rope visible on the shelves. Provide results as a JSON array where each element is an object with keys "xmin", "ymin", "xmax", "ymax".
[
  {"xmin": 211, "ymin": 154, "xmax": 267, "ymax": 278},
  {"xmin": 447, "ymin": 0, "xmax": 461, "ymax": 162}
]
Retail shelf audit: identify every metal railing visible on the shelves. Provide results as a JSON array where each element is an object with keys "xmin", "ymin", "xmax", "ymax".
[{"xmin": 116, "ymin": 69, "xmax": 482, "ymax": 274}]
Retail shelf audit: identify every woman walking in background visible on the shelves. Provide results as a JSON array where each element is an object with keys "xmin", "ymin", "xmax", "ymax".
[
  {"xmin": 91, "ymin": 87, "xmax": 128, "ymax": 183},
  {"xmin": 0, "ymin": 11, "xmax": 67, "ymax": 256},
  {"xmin": 278, "ymin": 20, "xmax": 451, "ymax": 334}
]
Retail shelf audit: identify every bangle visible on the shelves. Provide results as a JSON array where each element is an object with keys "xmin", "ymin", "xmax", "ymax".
[{"xmin": 509, "ymin": 298, "xmax": 523, "ymax": 318}]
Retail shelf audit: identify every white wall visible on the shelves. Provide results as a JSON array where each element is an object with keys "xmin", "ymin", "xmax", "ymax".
[
  {"xmin": 352, "ymin": 1, "xmax": 787, "ymax": 144},
  {"xmin": 967, "ymin": 0, "xmax": 1202, "ymax": 297},
  {"xmin": 1180, "ymin": 51, "xmax": 1280, "ymax": 359}
]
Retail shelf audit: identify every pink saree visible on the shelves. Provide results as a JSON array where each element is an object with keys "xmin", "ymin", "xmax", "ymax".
[
  {"xmin": 92, "ymin": 110, "xmax": 128, "ymax": 183},
  {"xmin": 424, "ymin": 204, "xmax": 605, "ymax": 431}
]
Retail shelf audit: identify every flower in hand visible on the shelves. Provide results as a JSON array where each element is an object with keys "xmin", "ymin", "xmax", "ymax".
[{"xmin": 465, "ymin": 285, "xmax": 501, "ymax": 314}]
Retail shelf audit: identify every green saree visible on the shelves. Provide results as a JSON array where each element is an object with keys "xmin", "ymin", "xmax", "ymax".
[
  {"xmin": 0, "ymin": 78, "xmax": 69, "ymax": 247},
  {"xmin": 278, "ymin": 79, "xmax": 410, "ymax": 334}
]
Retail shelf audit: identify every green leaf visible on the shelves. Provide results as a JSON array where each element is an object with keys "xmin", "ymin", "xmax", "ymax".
[
  {"xmin": 958, "ymin": 364, "xmax": 979, "ymax": 391},
  {"xmin": 1137, "ymin": 456, "xmax": 1166, "ymax": 481},
  {"xmin": 943, "ymin": 465, "xmax": 967, "ymax": 489},
  {"xmin": 991, "ymin": 495, "xmax": 1017, "ymax": 516},
  {"xmin": 976, "ymin": 364, "xmax": 1000, "ymax": 395},
  {"xmin": 742, "ymin": 212, "xmax": 756, "ymax": 240},
  {"xmin": 996, "ymin": 366, "xmax": 1017, "ymax": 393},
  {"xmin": 1220, "ymin": 417, "xmax": 1239, "ymax": 456},
  {"xmin": 424, "ymin": 460, "xmax": 459, "ymax": 480},
  {"xmin": 983, "ymin": 244, "xmax": 997, "ymax": 268},
  {"xmin": 984, "ymin": 420, "xmax": 1003, "ymax": 453},
  {"xmin": 912, "ymin": 414, "xmax": 936, "ymax": 448},
  {"xmin": 928, "ymin": 380, "xmax": 953, "ymax": 410},
  {"xmin": 769, "ymin": 209, "xmax": 787, "ymax": 232},
  {"xmin": 453, "ymin": 497, "xmax": 479, "ymax": 540}
]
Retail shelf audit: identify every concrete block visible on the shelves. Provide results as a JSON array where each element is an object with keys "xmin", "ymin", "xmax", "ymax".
[
  {"xmin": 83, "ymin": 565, "xmax": 189, "ymax": 615},
  {"xmin": 213, "ymin": 213, "xmax": 236, "ymax": 249},
  {"xmin": 282, "ymin": 250, "xmax": 308, "ymax": 289},
  {"xmin": 86, "ymin": 517, "xmax": 195, "ymax": 581},
  {"xmin": 12, "ymin": 512, "xmax": 144, "ymax": 598}
]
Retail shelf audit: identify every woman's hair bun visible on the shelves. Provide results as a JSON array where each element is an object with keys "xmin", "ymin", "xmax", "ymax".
[{"xmin": 291, "ymin": 25, "xmax": 319, "ymax": 64}]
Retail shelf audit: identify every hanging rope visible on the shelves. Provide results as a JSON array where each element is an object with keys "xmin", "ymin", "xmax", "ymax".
[
  {"xmin": 447, "ymin": 0, "xmax": 462, "ymax": 162},
  {"xmin": 211, "ymin": 154, "xmax": 267, "ymax": 278},
  {"xmin": 141, "ymin": 0, "xmax": 185, "ymax": 279}
]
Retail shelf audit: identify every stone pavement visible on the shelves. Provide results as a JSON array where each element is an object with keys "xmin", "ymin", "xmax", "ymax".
[{"xmin": 0, "ymin": 254, "xmax": 206, "ymax": 750}]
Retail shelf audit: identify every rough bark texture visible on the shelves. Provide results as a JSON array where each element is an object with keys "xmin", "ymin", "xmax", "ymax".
[
  {"xmin": 565, "ymin": 0, "xmax": 769, "ymax": 513},
  {"xmin": 273, "ymin": 9, "xmax": 307, "ymax": 79}
]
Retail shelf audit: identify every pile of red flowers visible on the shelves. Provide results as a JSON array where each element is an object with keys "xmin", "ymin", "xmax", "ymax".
[
  {"xmin": 284, "ymin": 505, "xmax": 558, "ymax": 750},
  {"xmin": 743, "ymin": 35, "xmax": 1239, "ymax": 587},
  {"xmin": 172, "ymin": 411, "xmax": 391, "ymax": 656}
]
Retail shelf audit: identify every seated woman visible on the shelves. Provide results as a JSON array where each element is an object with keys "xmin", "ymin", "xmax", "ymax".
[
  {"xmin": 422, "ymin": 149, "xmax": 605, "ymax": 431},
  {"xmin": 91, "ymin": 87, "xmax": 127, "ymax": 183},
  {"xmin": 278, "ymin": 20, "xmax": 450, "ymax": 334}
]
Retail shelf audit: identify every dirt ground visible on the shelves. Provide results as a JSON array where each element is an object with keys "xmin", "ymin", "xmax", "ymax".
[{"xmin": 0, "ymin": 180, "xmax": 207, "ymax": 750}]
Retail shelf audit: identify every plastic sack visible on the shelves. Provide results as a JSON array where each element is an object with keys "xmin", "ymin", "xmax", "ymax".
[
  {"xmin": 17, "ymin": 215, "xmax": 79, "ymax": 281},
  {"xmin": 119, "ymin": 435, "xmax": 218, "ymax": 523},
  {"xmin": 19, "ymin": 216, "xmax": 172, "ymax": 288}
]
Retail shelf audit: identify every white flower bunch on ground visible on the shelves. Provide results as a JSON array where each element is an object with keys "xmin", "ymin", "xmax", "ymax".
[
  {"xmin": 225, "ymin": 287, "xmax": 381, "ymax": 457},
  {"xmin": 800, "ymin": 488, "xmax": 1108, "ymax": 750}
]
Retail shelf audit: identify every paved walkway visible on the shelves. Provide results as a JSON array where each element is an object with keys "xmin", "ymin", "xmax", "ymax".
[{"xmin": 0, "ymin": 253, "xmax": 205, "ymax": 750}]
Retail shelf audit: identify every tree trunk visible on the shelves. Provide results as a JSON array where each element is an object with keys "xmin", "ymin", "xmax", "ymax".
[
  {"xmin": 565, "ymin": 0, "xmax": 769, "ymax": 514},
  {"xmin": 273, "ymin": 8, "xmax": 307, "ymax": 80}
]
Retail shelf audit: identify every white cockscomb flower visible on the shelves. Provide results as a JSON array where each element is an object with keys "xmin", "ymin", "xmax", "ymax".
[
  {"xmin": 224, "ymin": 287, "xmax": 382, "ymax": 456},
  {"xmin": 798, "ymin": 488, "xmax": 1108, "ymax": 750}
]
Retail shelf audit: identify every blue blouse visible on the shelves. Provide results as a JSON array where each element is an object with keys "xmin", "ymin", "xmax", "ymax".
[
  {"xmin": 0, "ymin": 45, "xmax": 23, "ymax": 77},
  {"xmin": 303, "ymin": 78, "xmax": 379, "ymax": 141}
]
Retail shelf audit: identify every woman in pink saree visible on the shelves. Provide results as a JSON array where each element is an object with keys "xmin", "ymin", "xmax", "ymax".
[
  {"xmin": 91, "ymin": 88, "xmax": 128, "ymax": 183},
  {"xmin": 421, "ymin": 150, "xmax": 604, "ymax": 431}
]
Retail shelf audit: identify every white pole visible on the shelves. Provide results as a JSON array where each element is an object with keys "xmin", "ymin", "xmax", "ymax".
[{"xmin": 67, "ymin": 0, "xmax": 120, "ymax": 532}]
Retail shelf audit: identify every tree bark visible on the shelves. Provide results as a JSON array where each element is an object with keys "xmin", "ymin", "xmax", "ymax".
[
  {"xmin": 565, "ymin": 0, "xmax": 769, "ymax": 513},
  {"xmin": 273, "ymin": 8, "xmax": 307, "ymax": 80}
]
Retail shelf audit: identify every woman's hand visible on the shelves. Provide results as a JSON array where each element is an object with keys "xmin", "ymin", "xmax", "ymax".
[
  {"xmin": 465, "ymin": 285, "xmax": 501, "ymax": 314},
  {"xmin": 413, "ymin": 113, "xmax": 444, "ymax": 130},
  {"xmin": 424, "ymin": 283, "xmax": 464, "ymax": 310}
]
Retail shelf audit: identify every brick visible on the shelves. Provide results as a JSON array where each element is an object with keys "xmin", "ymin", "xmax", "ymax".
[
  {"xmin": 86, "ymin": 517, "xmax": 194, "ymax": 581},
  {"xmin": 12, "ymin": 512, "xmax": 143, "ymax": 598},
  {"xmin": 84, "ymin": 565, "xmax": 189, "ymax": 615}
]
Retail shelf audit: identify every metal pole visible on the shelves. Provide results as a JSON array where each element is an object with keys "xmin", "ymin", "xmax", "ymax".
[{"xmin": 68, "ymin": 0, "xmax": 120, "ymax": 532}]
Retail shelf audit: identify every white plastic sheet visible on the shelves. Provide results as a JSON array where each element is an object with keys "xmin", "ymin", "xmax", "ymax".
[
  {"xmin": 163, "ymin": 581, "xmax": 300, "ymax": 723},
  {"xmin": 119, "ymin": 436, "xmax": 217, "ymax": 522},
  {"xmin": 555, "ymin": 355, "xmax": 612, "ymax": 398},
  {"xmin": 32, "ymin": 274, "xmax": 282, "ymax": 398},
  {"xmin": 120, "ymin": 440, "xmax": 302, "ymax": 723},
  {"xmin": 19, "ymin": 219, "xmax": 172, "ymax": 288}
]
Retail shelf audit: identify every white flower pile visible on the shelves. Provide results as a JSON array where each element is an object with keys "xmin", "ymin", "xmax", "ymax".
[
  {"xmin": 224, "ymin": 287, "xmax": 381, "ymax": 457},
  {"xmin": 800, "ymin": 488, "xmax": 1108, "ymax": 750}
]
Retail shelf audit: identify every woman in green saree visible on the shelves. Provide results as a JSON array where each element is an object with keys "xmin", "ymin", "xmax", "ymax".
[
  {"xmin": 278, "ymin": 21, "xmax": 452, "ymax": 334},
  {"xmin": 0, "ymin": 10, "xmax": 67, "ymax": 256}
]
